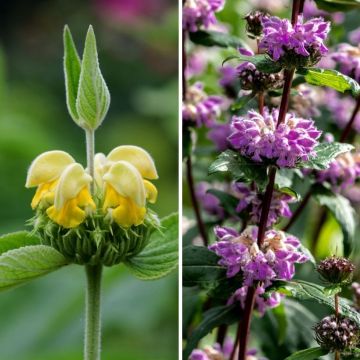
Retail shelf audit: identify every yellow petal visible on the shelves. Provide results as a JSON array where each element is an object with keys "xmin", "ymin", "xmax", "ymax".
[
  {"xmin": 54, "ymin": 163, "xmax": 92, "ymax": 210},
  {"xmin": 111, "ymin": 196, "xmax": 146, "ymax": 227},
  {"xmin": 143, "ymin": 180, "xmax": 158, "ymax": 204},
  {"xmin": 26, "ymin": 151, "xmax": 75, "ymax": 188},
  {"xmin": 30, "ymin": 180, "xmax": 57, "ymax": 209},
  {"xmin": 107, "ymin": 145, "xmax": 158, "ymax": 180},
  {"xmin": 47, "ymin": 199, "xmax": 86, "ymax": 228},
  {"xmin": 103, "ymin": 161, "xmax": 146, "ymax": 207},
  {"xmin": 94, "ymin": 153, "xmax": 108, "ymax": 189}
]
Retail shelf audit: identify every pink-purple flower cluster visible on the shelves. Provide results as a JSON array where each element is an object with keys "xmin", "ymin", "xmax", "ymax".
[
  {"xmin": 332, "ymin": 43, "xmax": 360, "ymax": 82},
  {"xmin": 207, "ymin": 122, "xmax": 231, "ymax": 151},
  {"xmin": 316, "ymin": 151, "xmax": 360, "ymax": 192},
  {"xmin": 209, "ymin": 226, "xmax": 309, "ymax": 286},
  {"xmin": 259, "ymin": 15, "xmax": 330, "ymax": 66},
  {"xmin": 233, "ymin": 182, "xmax": 295, "ymax": 226},
  {"xmin": 183, "ymin": 83, "xmax": 224, "ymax": 127},
  {"xmin": 195, "ymin": 181, "xmax": 226, "ymax": 219},
  {"xmin": 183, "ymin": 0, "xmax": 224, "ymax": 32},
  {"xmin": 228, "ymin": 107, "xmax": 321, "ymax": 168}
]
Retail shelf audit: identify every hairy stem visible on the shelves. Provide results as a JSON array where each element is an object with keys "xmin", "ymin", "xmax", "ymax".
[
  {"xmin": 335, "ymin": 351, "xmax": 340, "ymax": 360},
  {"xmin": 84, "ymin": 264, "xmax": 103, "ymax": 360},
  {"xmin": 86, "ymin": 129, "xmax": 95, "ymax": 194},
  {"xmin": 339, "ymin": 96, "xmax": 360, "ymax": 143}
]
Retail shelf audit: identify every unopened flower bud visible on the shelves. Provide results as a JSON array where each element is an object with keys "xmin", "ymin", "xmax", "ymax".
[
  {"xmin": 244, "ymin": 10, "xmax": 268, "ymax": 39},
  {"xmin": 317, "ymin": 256, "xmax": 355, "ymax": 284}
]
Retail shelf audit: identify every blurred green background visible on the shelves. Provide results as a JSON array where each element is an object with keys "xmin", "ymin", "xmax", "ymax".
[{"xmin": 0, "ymin": 0, "xmax": 178, "ymax": 359}]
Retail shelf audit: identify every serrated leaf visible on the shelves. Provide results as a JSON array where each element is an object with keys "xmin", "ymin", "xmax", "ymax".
[
  {"xmin": 313, "ymin": 185, "xmax": 356, "ymax": 256},
  {"xmin": 206, "ymin": 189, "xmax": 239, "ymax": 217},
  {"xmin": 183, "ymin": 304, "xmax": 240, "ymax": 359},
  {"xmin": 297, "ymin": 68, "xmax": 360, "ymax": 97},
  {"xmin": 272, "ymin": 280, "xmax": 360, "ymax": 326},
  {"xmin": 189, "ymin": 30, "xmax": 245, "ymax": 48},
  {"xmin": 0, "ymin": 245, "xmax": 68, "ymax": 291},
  {"xmin": 125, "ymin": 214, "xmax": 178, "ymax": 280},
  {"xmin": 63, "ymin": 25, "xmax": 81, "ymax": 123},
  {"xmin": 315, "ymin": 0, "xmax": 360, "ymax": 11},
  {"xmin": 76, "ymin": 25, "xmax": 110, "ymax": 130},
  {"xmin": 183, "ymin": 245, "xmax": 226, "ymax": 287},
  {"xmin": 284, "ymin": 347, "xmax": 329, "ymax": 360},
  {"xmin": 301, "ymin": 142, "xmax": 354, "ymax": 170},
  {"xmin": 209, "ymin": 149, "xmax": 268, "ymax": 191},
  {"xmin": 0, "ymin": 231, "xmax": 41, "ymax": 255},
  {"xmin": 223, "ymin": 54, "xmax": 282, "ymax": 74}
]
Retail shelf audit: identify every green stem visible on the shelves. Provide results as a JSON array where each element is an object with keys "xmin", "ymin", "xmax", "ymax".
[
  {"xmin": 84, "ymin": 264, "xmax": 103, "ymax": 360},
  {"xmin": 86, "ymin": 129, "xmax": 95, "ymax": 194}
]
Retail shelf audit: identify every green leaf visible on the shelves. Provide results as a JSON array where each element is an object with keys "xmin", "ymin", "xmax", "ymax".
[
  {"xmin": 189, "ymin": 30, "xmax": 245, "ymax": 48},
  {"xmin": 0, "ymin": 245, "xmax": 68, "ymax": 291},
  {"xmin": 272, "ymin": 303, "xmax": 287, "ymax": 345},
  {"xmin": 313, "ymin": 185, "xmax": 356, "ymax": 256},
  {"xmin": 272, "ymin": 280, "xmax": 360, "ymax": 326},
  {"xmin": 183, "ymin": 245, "xmax": 226, "ymax": 287},
  {"xmin": 125, "ymin": 214, "xmax": 178, "ymax": 280},
  {"xmin": 209, "ymin": 149, "xmax": 268, "ymax": 191},
  {"xmin": 323, "ymin": 285, "xmax": 342, "ymax": 297},
  {"xmin": 231, "ymin": 93, "xmax": 256, "ymax": 111},
  {"xmin": 284, "ymin": 347, "xmax": 329, "ymax": 360},
  {"xmin": 183, "ymin": 304, "xmax": 240, "ymax": 359},
  {"xmin": 315, "ymin": 0, "xmax": 360, "ymax": 12},
  {"xmin": 206, "ymin": 189, "xmax": 239, "ymax": 217},
  {"xmin": 63, "ymin": 25, "xmax": 81, "ymax": 123},
  {"xmin": 301, "ymin": 142, "xmax": 354, "ymax": 170},
  {"xmin": 0, "ymin": 231, "xmax": 41, "ymax": 255},
  {"xmin": 76, "ymin": 25, "xmax": 110, "ymax": 130},
  {"xmin": 278, "ymin": 187, "xmax": 301, "ymax": 201},
  {"xmin": 297, "ymin": 68, "xmax": 360, "ymax": 97}
]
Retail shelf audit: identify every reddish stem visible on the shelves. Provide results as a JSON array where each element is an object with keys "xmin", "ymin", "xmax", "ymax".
[{"xmin": 258, "ymin": 92, "xmax": 264, "ymax": 116}]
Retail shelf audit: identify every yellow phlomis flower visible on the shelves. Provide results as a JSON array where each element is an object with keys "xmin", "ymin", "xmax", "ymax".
[{"xmin": 100, "ymin": 146, "xmax": 158, "ymax": 227}]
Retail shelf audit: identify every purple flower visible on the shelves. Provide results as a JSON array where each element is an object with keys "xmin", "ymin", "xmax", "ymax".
[
  {"xmin": 207, "ymin": 122, "xmax": 231, "ymax": 151},
  {"xmin": 260, "ymin": 15, "xmax": 330, "ymax": 65},
  {"xmin": 316, "ymin": 151, "xmax": 360, "ymax": 192},
  {"xmin": 233, "ymin": 182, "xmax": 295, "ymax": 226},
  {"xmin": 209, "ymin": 226, "xmax": 309, "ymax": 286},
  {"xmin": 186, "ymin": 51, "xmax": 208, "ymax": 78},
  {"xmin": 228, "ymin": 285, "xmax": 282, "ymax": 316},
  {"xmin": 349, "ymin": 27, "xmax": 360, "ymax": 45},
  {"xmin": 228, "ymin": 107, "xmax": 322, "ymax": 168},
  {"xmin": 332, "ymin": 43, "xmax": 360, "ymax": 82},
  {"xmin": 183, "ymin": 0, "xmax": 224, "ymax": 32},
  {"xmin": 219, "ymin": 65, "xmax": 238, "ymax": 88},
  {"xmin": 183, "ymin": 83, "xmax": 224, "ymax": 127},
  {"xmin": 195, "ymin": 181, "xmax": 226, "ymax": 219}
]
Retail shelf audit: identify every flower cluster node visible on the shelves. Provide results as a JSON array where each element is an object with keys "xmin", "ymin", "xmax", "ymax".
[
  {"xmin": 259, "ymin": 15, "xmax": 330, "ymax": 68},
  {"xmin": 183, "ymin": 0, "xmax": 224, "ymax": 32},
  {"xmin": 183, "ymin": 82, "xmax": 224, "ymax": 127},
  {"xmin": 233, "ymin": 182, "xmax": 295, "ymax": 226},
  {"xmin": 317, "ymin": 256, "xmax": 355, "ymax": 284},
  {"xmin": 244, "ymin": 10, "xmax": 268, "ymax": 39},
  {"xmin": 26, "ymin": 146, "xmax": 159, "ymax": 265},
  {"xmin": 314, "ymin": 315, "xmax": 359, "ymax": 352},
  {"xmin": 228, "ymin": 107, "xmax": 321, "ymax": 168}
]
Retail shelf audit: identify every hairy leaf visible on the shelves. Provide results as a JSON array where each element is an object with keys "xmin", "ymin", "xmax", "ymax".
[
  {"xmin": 189, "ymin": 30, "xmax": 245, "ymax": 48},
  {"xmin": 0, "ymin": 231, "xmax": 41, "ymax": 255},
  {"xmin": 0, "ymin": 245, "xmax": 68, "ymax": 291},
  {"xmin": 223, "ymin": 54, "xmax": 282, "ymax": 73},
  {"xmin": 315, "ymin": 0, "xmax": 360, "ymax": 12},
  {"xmin": 231, "ymin": 92, "xmax": 256, "ymax": 111},
  {"xmin": 284, "ymin": 347, "xmax": 329, "ymax": 360},
  {"xmin": 125, "ymin": 214, "xmax": 178, "ymax": 280}
]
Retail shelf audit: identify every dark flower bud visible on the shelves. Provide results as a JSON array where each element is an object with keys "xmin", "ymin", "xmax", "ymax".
[
  {"xmin": 314, "ymin": 315, "xmax": 359, "ymax": 352},
  {"xmin": 317, "ymin": 256, "xmax": 355, "ymax": 285},
  {"xmin": 244, "ymin": 10, "xmax": 268, "ymax": 39}
]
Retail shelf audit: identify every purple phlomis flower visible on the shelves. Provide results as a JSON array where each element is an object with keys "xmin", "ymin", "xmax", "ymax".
[
  {"xmin": 209, "ymin": 226, "xmax": 309, "ymax": 286},
  {"xmin": 183, "ymin": 0, "xmax": 224, "ymax": 32},
  {"xmin": 183, "ymin": 83, "xmax": 224, "ymax": 127},
  {"xmin": 233, "ymin": 182, "xmax": 295, "ymax": 226},
  {"xmin": 228, "ymin": 107, "xmax": 321, "ymax": 168},
  {"xmin": 207, "ymin": 122, "xmax": 231, "ymax": 151},
  {"xmin": 332, "ymin": 43, "xmax": 360, "ymax": 82},
  {"xmin": 259, "ymin": 15, "xmax": 330, "ymax": 62}
]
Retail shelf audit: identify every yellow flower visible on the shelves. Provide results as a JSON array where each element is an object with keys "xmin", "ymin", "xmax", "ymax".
[
  {"xmin": 47, "ymin": 163, "xmax": 95, "ymax": 228},
  {"xmin": 101, "ymin": 146, "xmax": 158, "ymax": 227},
  {"xmin": 25, "ymin": 151, "xmax": 75, "ymax": 209}
]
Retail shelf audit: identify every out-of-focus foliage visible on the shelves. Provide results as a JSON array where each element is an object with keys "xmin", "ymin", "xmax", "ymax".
[{"xmin": 0, "ymin": 0, "xmax": 178, "ymax": 359}]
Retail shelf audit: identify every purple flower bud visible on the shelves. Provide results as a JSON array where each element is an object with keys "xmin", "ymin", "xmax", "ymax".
[{"xmin": 244, "ymin": 10, "xmax": 269, "ymax": 39}]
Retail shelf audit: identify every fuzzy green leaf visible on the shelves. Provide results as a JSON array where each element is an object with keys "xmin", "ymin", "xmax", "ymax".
[
  {"xmin": 125, "ymin": 213, "xmax": 178, "ymax": 280},
  {"xmin": 231, "ymin": 93, "xmax": 256, "ymax": 111},
  {"xmin": 284, "ymin": 347, "xmax": 329, "ymax": 360},
  {"xmin": 301, "ymin": 142, "xmax": 354, "ymax": 170},
  {"xmin": 76, "ymin": 25, "xmax": 110, "ymax": 130},
  {"xmin": 63, "ymin": 25, "xmax": 81, "ymax": 123},
  {"xmin": 183, "ymin": 245, "xmax": 226, "ymax": 287},
  {"xmin": 189, "ymin": 30, "xmax": 245, "ymax": 48},
  {"xmin": 0, "ymin": 231, "xmax": 41, "ymax": 255},
  {"xmin": 313, "ymin": 185, "xmax": 356, "ymax": 256},
  {"xmin": 0, "ymin": 245, "xmax": 68, "ymax": 291},
  {"xmin": 298, "ymin": 68, "xmax": 360, "ymax": 97},
  {"xmin": 315, "ymin": 0, "xmax": 360, "ymax": 11},
  {"xmin": 223, "ymin": 53, "xmax": 282, "ymax": 73},
  {"xmin": 183, "ymin": 304, "xmax": 240, "ymax": 359},
  {"xmin": 209, "ymin": 149, "xmax": 268, "ymax": 191}
]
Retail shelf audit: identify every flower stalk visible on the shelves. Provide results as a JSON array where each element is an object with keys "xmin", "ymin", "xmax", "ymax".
[{"xmin": 86, "ymin": 129, "xmax": 95, "ymax": 194}]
